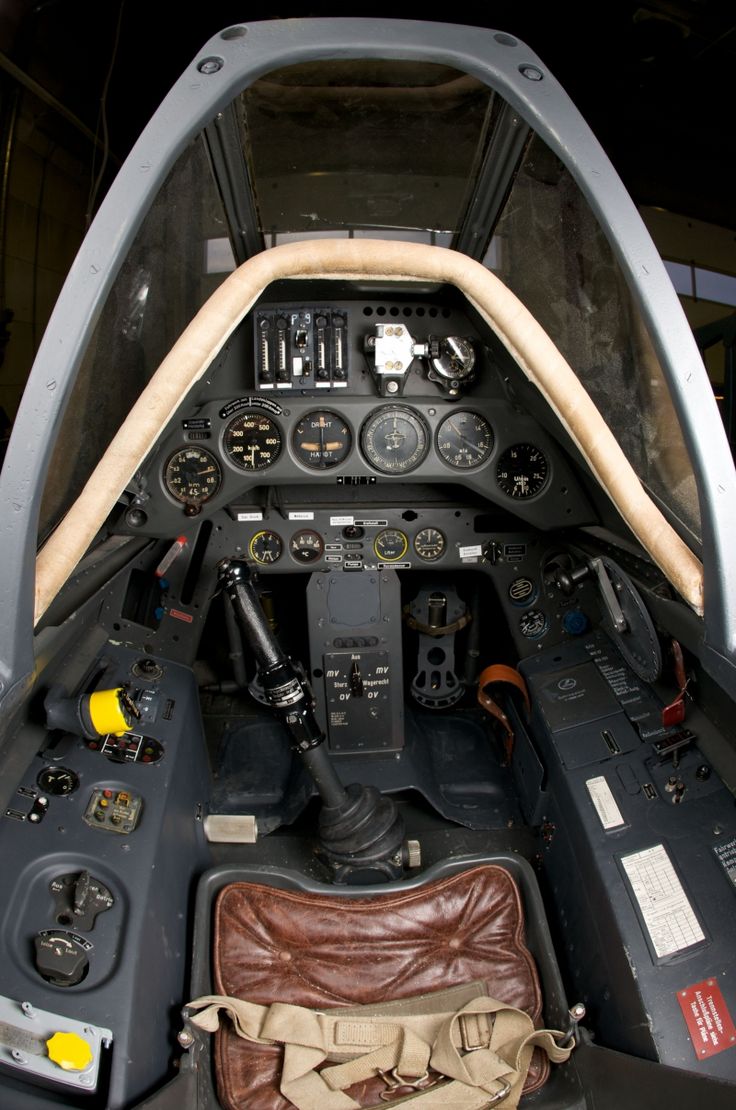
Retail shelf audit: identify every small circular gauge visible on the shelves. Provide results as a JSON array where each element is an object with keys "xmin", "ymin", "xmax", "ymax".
[
  {"xmin": 248, "ymin": 530, "xmax": 283, "ymax": 565},
  {"xmin": 163, "ymin": 447, "xmax": 222, "ymax": 506},
  {"xmin": 496, "ymin": 443, "xmax": 549, "ymax": 499},
  {"xmin": 224, "ymin": 412, "xmax": 282, "ymax": 471},
  {"xmin": 373, "ymin": 528, "xmax": 409, "ymax": 562},
  {"xmin": 508, "ymin": 577, "xmax": 536, "ymax": 606},
  {"xmin": 37, "ymin": 766, "xmax": 79, "ymax": 797},
  {"xmin": 289, "ymin": 529, "xmax": 324, "ymax": 564},
  {"xmin": 436, "ymin": 411, "xmax": 494, "ymax": 469},
  {"xmin": 414, "ymin": 527, "xmax": 446, "ymax": 561},
  {"xmin": 519, "ymin": 609, "xmax": 549, "ymax": 639},
  {"xmin": 430, "ymin": 336, "xmax": 476, "ymax": 381},
  {"xmin": 361, "ymin": 406, "xmax": 429, "ymax": 475},
  {"xmin": 292, "ymin": 411, "xmax": 352, "ymax": 469}
]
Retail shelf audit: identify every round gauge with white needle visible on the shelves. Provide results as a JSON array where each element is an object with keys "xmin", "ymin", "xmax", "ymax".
[
  {"xmin": 248, "ymin": 530, "xmax": 283, "ymax": 565},
  {"xmin": 163, "ymin": 447, "xmax": 222, "ymax": 506},
  {"xmin": 496, "ymin": 443, "xmax": 549, "ymax": 499},
  {"xmin": 429, "ymin": 336, "xmax": 476, "ymax": 381},
  {"xmin": 413, "ymin": 528, "xmax": 446, "ymax": 561},
  {"xmin": 292, "ymin": 410, "xmax": 352, "ymax": 469},
  {"xmin": 289, "ymin": 529, "xmax": 324, "ymax": 564},
  {"xmin": 223, "ymin": 412, "xmax": 282, "ymax": 471},
  {"xmin": 436, "ymin": 411, "xmax": 493, "ymax": 469}
]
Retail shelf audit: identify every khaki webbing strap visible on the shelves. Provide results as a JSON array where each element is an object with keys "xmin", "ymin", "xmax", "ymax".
[{"xmin": 185, "ymin": 982, "xmax": 572, "ymax": 1110}]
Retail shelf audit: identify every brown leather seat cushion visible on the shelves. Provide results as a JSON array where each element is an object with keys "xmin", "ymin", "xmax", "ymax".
[{"xmin": 212, "ymin": 864, "xmax": 548, "ymax": 1109}]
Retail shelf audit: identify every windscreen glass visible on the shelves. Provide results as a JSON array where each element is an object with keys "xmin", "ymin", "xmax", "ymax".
[
  {"xmin": 39, "ymin": 139, "xmax": 231, "ymax": 541},
  {"xmin": 241, "ymin": 61, "xmax": 494, "ymax": 237},
  {"xmin": 490, "ymin": 136, "xmax": 701, "ymax": 544}
]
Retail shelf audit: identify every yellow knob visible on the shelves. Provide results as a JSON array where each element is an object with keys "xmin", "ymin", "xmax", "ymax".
[
  {"xmin": 46, "ymin": 1031, "xmax": 94, "ymax": 1072},
  {"xmin": 87, "ymin": 687, "xmax": 133, "ymax": 736}
]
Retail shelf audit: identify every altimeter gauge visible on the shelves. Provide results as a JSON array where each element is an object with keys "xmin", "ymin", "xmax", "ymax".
[
  {"xmin": 496, "ymin": 443, "xmax": 549, "ymax": 499},
  {"xmin": 436, "ymin": 411, "xmax": 493, "ymax": 469},
  {"xmin": 292, "ymin": 410, "xmax": 352, "ymax": 469},
  {"xmin": 163, "ymin": 447, "xmax": 222, "ymax": 506}
]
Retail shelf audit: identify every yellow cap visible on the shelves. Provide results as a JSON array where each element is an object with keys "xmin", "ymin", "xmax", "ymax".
[
  {"xmin": 87, "ymin": 687, "xmax": 132, "ymax": 736},
  {"xmin": 46, "ymin": 1031, "xmax": 94, "ymax": 1072}
]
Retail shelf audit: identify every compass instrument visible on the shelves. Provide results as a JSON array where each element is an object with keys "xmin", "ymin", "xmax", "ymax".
[{"xmin": 360, "ymin": 406, "xmax": 429, "ymax": 474}]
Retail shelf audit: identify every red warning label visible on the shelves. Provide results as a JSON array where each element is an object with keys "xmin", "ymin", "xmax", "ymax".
[
  {"xmin": 677, "ymin": 979, "xmax": 736, "ymax": 1059},
  {"xmin": 168, "ymin": 608, "xmax": 193, "ymax": 624}
]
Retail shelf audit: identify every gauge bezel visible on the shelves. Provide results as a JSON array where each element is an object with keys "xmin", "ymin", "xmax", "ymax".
[
  {"xmin": 413, "ymin": 527, "xmax": 446, "ymax": 561},
  {"xmin": 435, "ymin": 410, "xmax": 494, "ymax": 470},
  {"xmin": 291, "ymin": 409, "xmax": 353, "ymax": 470},
  {"xmin": 360, "ymin": 405, "xmax": 430, "ymax": 475},
  {"xmin": 162, "ymin": 446, "xmax": 223, "ymax": 506},
  {"xmin": 495, "ymin": 443, "xmax": 549, "ymax": 499},
  {"xmin": 222, "ymin": 411, "xmax": 283, "ymax": 472},
  {"xmin": 289, "ymin": 528, "xmax": 325, "ymax": 564},
  {"xmin": 373, "ymin": 528, "xmax": 409, "ymax": 562},
  {"xmin": 248, "ymin": 530, "xmax": 284, "ymax": 565}
]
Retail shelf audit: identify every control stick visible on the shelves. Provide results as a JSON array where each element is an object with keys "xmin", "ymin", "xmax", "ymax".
[{"xmin": 217, "ymin": 557, "xmax": 415, "ymax": 882}]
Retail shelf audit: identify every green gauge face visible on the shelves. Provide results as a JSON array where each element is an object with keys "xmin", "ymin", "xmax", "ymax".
[
  {"xmin": 224, "ymin": 413, "xmax": 282, "ymax": 471},
  {"xmin": 292, "ymin": 411, "xmax": 352, "ymax": 469},
  {"xmin": 163, "ymin": 447, "xmax": 222, "ymax": 505},
  {"xmin": 496, "ymin": 443, "xmax": 549, "ymax": 498},
  {"xmin": 248, "ymin": 530, "xmax": 283, "ymax": 565},
  {"xmin": 361, "ymin": 406, "xmax": 429, "ymax": 474},
  {"xmin": 436, "ymin": 411, "xmax": 493, "ymax": 469},
  {"xmin": 373, "ymin": 528, "xmax": 409, "ymax": 562}
]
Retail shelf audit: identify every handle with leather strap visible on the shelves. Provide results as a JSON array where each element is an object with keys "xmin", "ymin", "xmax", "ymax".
[{"xmin": 477, "ymin": 665, "xmax": 530, "ymax": 765}]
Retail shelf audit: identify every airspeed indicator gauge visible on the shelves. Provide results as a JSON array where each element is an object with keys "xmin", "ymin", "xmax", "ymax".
[
  {"xmin": 496, "ymin": 444, "xmax": 549, "ymax": 499},
  {"xmin": 224, "ymin": 413, "xmax": 282, "ymax": 471}
]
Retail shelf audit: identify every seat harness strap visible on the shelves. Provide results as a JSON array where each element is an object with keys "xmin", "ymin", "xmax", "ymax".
[{"xmin": 185, "ymin": 979, "xmax": 571, "ymax": 1109}]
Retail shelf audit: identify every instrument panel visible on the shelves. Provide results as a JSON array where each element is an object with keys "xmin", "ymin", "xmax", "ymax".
[{"xmin": 122, "ymin": 294, "xmax": 595, "ymax": 538}]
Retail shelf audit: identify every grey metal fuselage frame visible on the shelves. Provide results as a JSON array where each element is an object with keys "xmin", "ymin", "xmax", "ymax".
[{"xmin": 0, "ymin": 17, "xmax": 733, "ymax": 713}]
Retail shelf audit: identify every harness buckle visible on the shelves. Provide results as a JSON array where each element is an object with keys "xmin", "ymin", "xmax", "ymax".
[{"xmin": 377, "ymin": 1067, "xmax": 437, "ymax": 1100}]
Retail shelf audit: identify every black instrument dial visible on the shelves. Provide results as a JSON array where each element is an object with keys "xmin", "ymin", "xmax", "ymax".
[
  {"xmin": 373, "ymin": 528, "xmax": 409, "ymax": 562},
  {"xmin": 224, "ymin": 413, "xmax": 282, "ymax": 471},
  {"xmin": 248, "ymin": 530, "xmax": 283, "ymax": 565},
  {"xmin": 436, "ymin": 411, "xmax": 493, "ymax": 469},
  {"xmin": 414, "ymin": 528, "xmax": 446, "ymax": 561},
  {"xmin": 496, "ymin": 443, "xmax": 549, "ymax": 499},
  {"xmin": 292, "ymin": 410, "xmax": 352, "ymax": 469},
  {"xmin": 164, "ymin": 447, "xmax": 222, "ymax": 506},
  {"xmin": 519, "ymin": 609, "xmax": 549, "ymax": 639},
  {"xmin": 37, "ymin": 766, "xmax": 79, "ymax": 797},
  {"xmin": 289, "ymin": 529, "xmax": 324, "ymax": 563},
  {"xmin": 430, "ymin": 336, "xmax": 476, "ymax": 381},
  {"xmin": 361, "ymin": 406, "xmax": 429, "ymax": 474}
]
